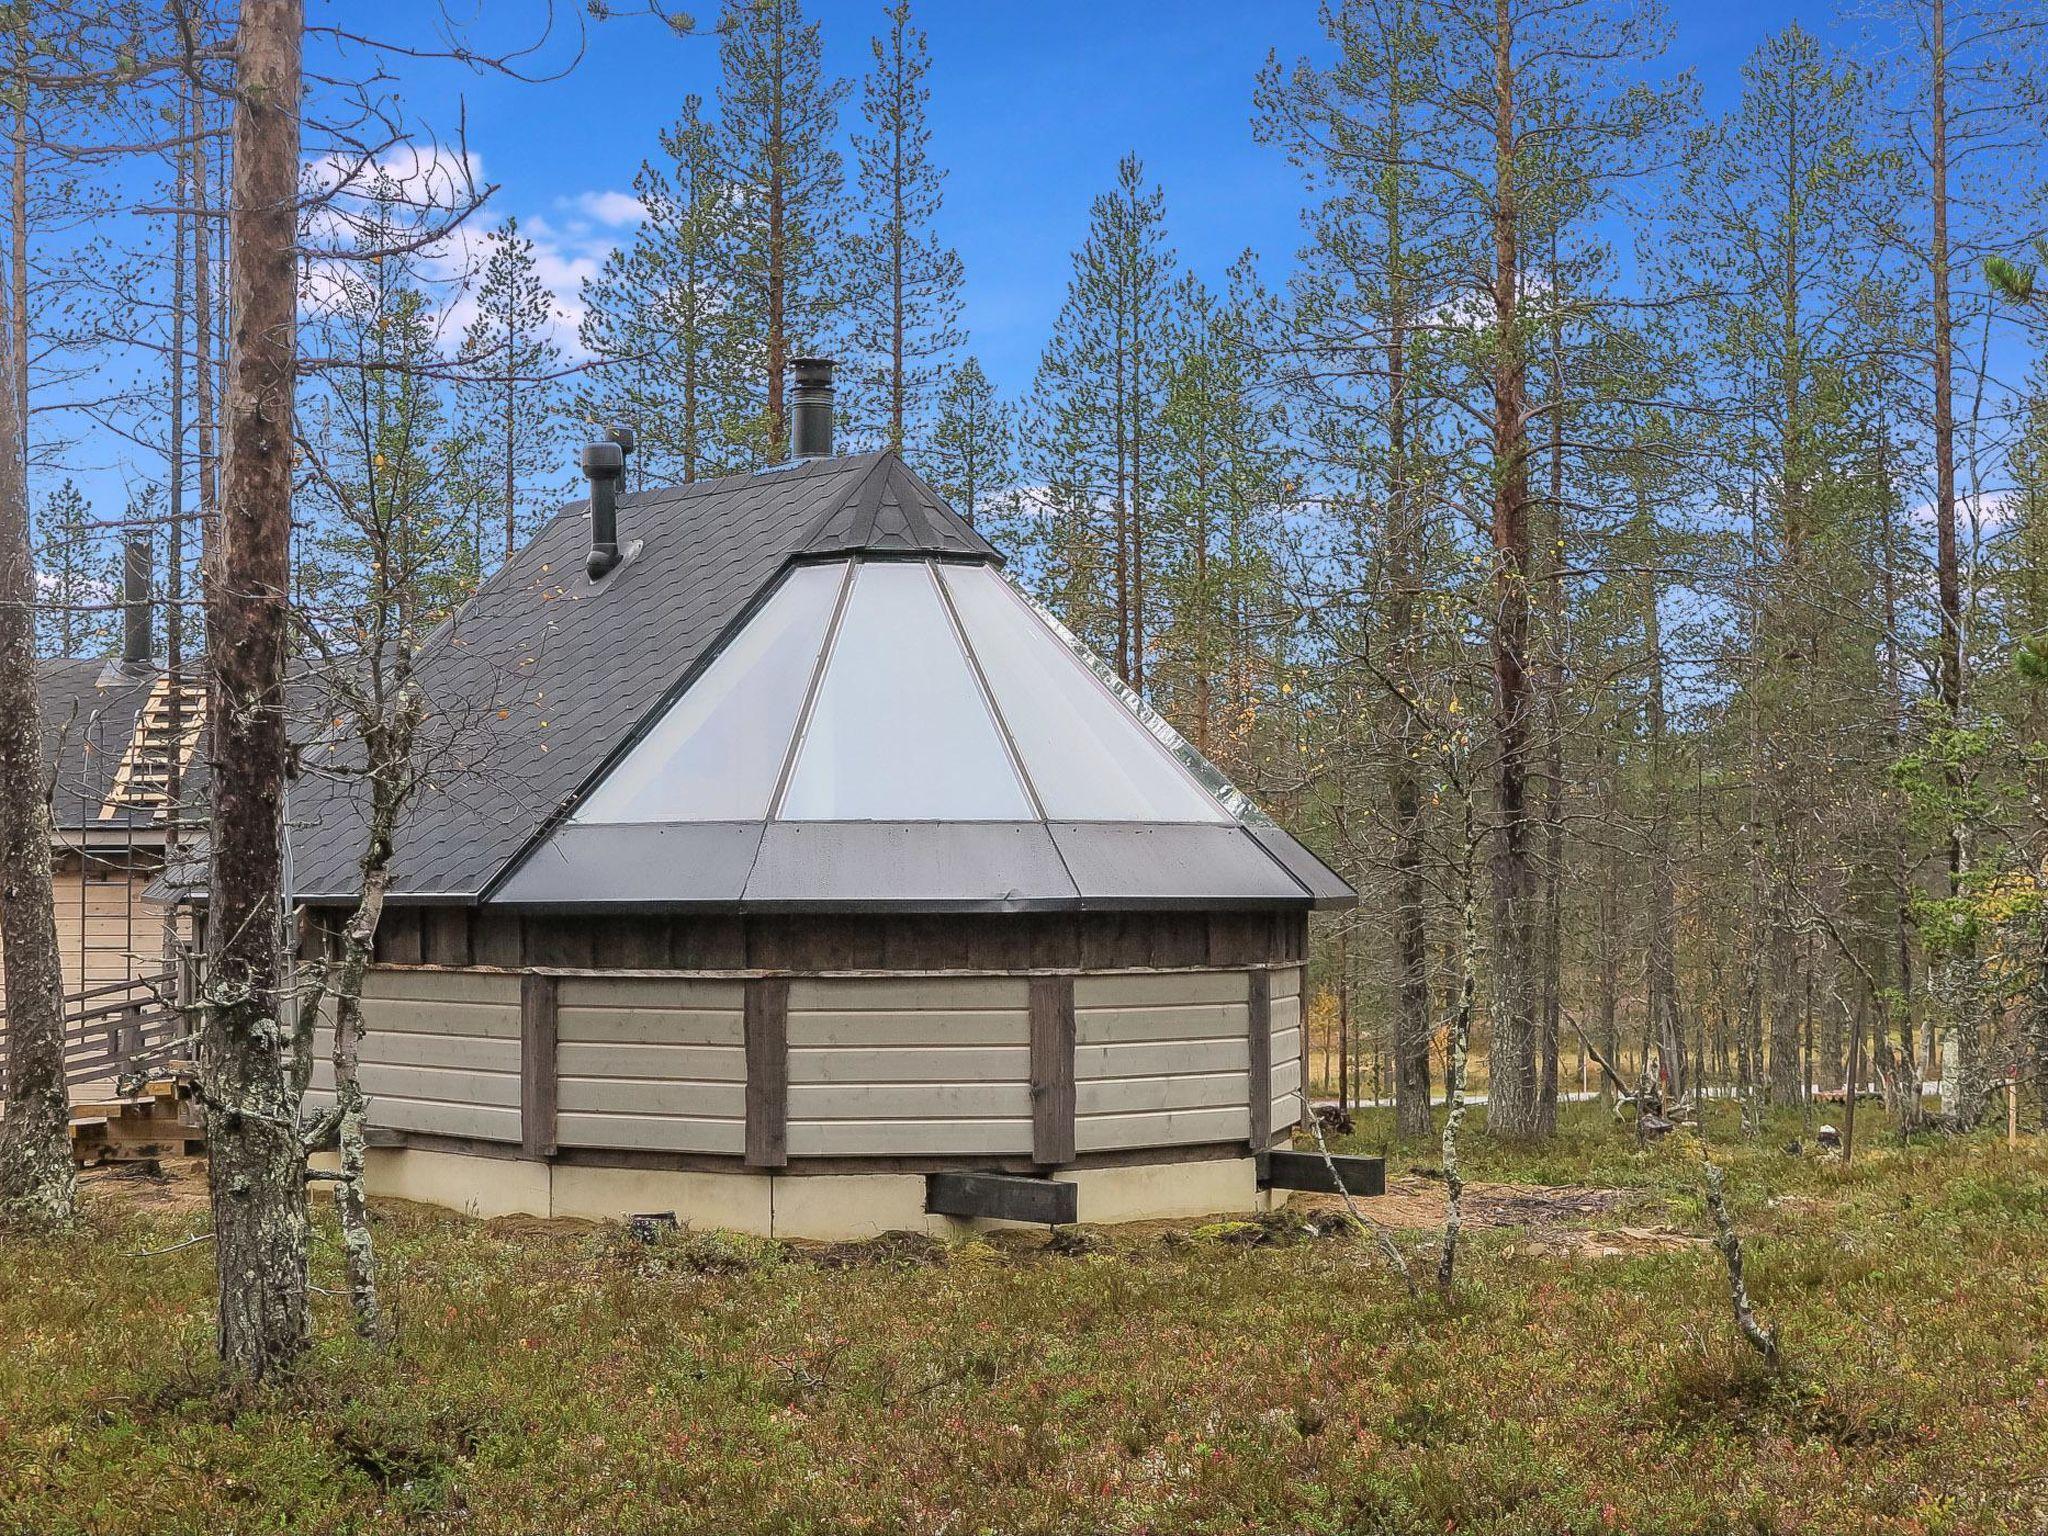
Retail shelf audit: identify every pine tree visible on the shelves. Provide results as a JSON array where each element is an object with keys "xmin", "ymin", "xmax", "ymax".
[
  {"xmin": 578, "ymin": 94, "xmax": 753, "ymax": 484},
  {"xmin": 1666, "ymin": 24, "xmax": 1905, "ymax": 1107},
  {"xmin": 924, "ymin": 357, "xmax": 1014, "ymax": 528},
  {"xmin": 1026, "ymin": 153, "xmax": 1178, "ymax": 695},
  {"xmin": 714, "ymin": 0, "xmax": 848, "ymax": 458},
  {"xmin": 1150, "ymin": 258, "xmax": 1290, "ymax": 784},
  {"xmin": 33, "ymin": 477, "xmax": 116, "ymax": 656},
  {"xmin": 300, "ymin": 180, "xmax": 473, "ymax": 630},
  {"xmin": 845, "ymin": 0, "xmax": 962, "ymax": 454},
  {"xmin": 456, "ymin": 218, "xmax": 568, "ymax": 565}
]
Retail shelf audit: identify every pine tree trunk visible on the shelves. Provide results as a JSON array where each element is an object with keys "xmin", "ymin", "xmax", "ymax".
[
  {"xmin": 1485, "ymin": 0, "xmax": 1542, "ymax": 1139},
  {"xmin": 0, "ymin": 272, "xmax": 72, "ymax": 1226},
  {"xmin": 203, "ymin": 0, "xmax": 309, "ymax": 1380},
  {"xmin": 1644, "ymin": 548, "xmax": 1685, "ymax": 1102}
]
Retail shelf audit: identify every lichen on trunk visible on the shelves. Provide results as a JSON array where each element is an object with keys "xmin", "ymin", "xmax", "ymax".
[{"xmin": 202, "ymin": 0, "xmax": 309, "ymax": 1381}]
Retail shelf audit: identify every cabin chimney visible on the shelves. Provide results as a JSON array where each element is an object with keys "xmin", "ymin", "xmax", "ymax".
[
  {"xmin": 581, "ymin": 423, "xmax": 635, "ymax": 581},
  {"xmin": 122, "ymin": 529, "xmax": 152, "ymax": 666},
  {"xmin": 790, "ymin": 357, "xmax": 835, "ymax": 461}
]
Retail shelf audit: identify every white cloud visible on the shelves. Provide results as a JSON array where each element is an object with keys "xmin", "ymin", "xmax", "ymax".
[{"xmin": 558, "ymin": 189, "xmax": 644, "ymax": 228}]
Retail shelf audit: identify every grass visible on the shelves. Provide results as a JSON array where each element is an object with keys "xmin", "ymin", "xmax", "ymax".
[{"xmin": 3, "ymin": 1103, "xmax": 2046, "ymax": 1534}]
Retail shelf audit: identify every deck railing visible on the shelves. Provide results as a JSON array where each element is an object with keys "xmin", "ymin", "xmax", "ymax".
[{"xmin": 0, "ymin": 967, "xmax": 186, "ymax": 1090}]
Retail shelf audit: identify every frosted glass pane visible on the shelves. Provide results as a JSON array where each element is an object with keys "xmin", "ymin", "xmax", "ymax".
[
  {"xmin": 574, "ymin": 562, "xmax": 846, "ymax": 822},
  {"xmin": 940, "ymin": 564, "xmax": 1229, "ymax": 822},
  {"xmin": 780, "ymin": 562, "xmax": 1033, "ymax": 820}
]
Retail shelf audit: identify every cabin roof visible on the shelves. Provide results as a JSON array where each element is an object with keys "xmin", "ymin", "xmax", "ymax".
[
  {"xmin": 227, "ymin": 449, "xmax": 1352, "ymax": 912},
  {"xmin": 36, "ymin": 657, "xmax": 204, "ymax": 840}
]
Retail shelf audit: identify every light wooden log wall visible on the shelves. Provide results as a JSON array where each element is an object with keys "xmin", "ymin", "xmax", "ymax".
[
  {"xmin": 1072, "ymin": 971, "xmax": 1252, "ymax": 1153},
  {"xmin": 784, "ymin": 977, "xmax": 1032, "ymax": 1157},
  {"xmin": 1269, "ymin": 966, "xmax": 1305, "ymax": 1136},
  {"xmin": 341, "ymin": 960, "xmax": 1307, "ymax": 1164},
  {"xmin": 553, "ymin": 975, "xmax": 746, "ymax": 1156},
  {"xmin": 308, "ymin": 969, "xmax": 522, "ymax": 1142}
]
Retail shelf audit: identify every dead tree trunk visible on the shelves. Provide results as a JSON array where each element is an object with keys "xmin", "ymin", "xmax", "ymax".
[
  {"xmin": 202, "ymin": 0, "xmax": 309, "ymax": 1380},
  {"xmin": 0, "ymin": 268, "xmax": 72, "ymax": 1227}
]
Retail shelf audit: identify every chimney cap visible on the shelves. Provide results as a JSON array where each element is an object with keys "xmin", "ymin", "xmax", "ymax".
[{"xmin": 581, "ymin": 440, "xmax": 626, "ymax": 476}]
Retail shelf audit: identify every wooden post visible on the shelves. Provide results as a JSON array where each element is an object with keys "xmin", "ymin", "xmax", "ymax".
[
  {"xmin": 520, "ymin": 973, "xmax": 559, "ymax": 1158},
  {"xmin": 1248, "ymin": 969, "xmax": 1273, "ymax": 1152},
  {"xmin": 744, "ymin": 977, "xmax": 789, "ymax": 1168},
  {"xmin": 1029, "ymin": 975, "xmax": 1075, "ymax": 1166}
]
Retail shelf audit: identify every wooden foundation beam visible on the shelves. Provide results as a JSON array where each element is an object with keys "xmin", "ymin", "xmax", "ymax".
[
  {"xmin": 1257, "ymin": 1149, "xmax": 1386, "ymax": 1197},
  {"xmin": 925, "ymin": 1170, "xmax": 1077, "ymax": 1226}
]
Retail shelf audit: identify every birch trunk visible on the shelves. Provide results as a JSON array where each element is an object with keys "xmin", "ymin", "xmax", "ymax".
[{"xmin": 203, "ymin": 0, "xmax": 308, "ymax": 1380}]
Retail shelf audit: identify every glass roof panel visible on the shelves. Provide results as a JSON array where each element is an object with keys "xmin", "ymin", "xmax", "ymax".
[
  {"xmin": 572, "ymin": 561, "xmax": 847, "ymax": 823},
  {"xmin": 779, "ymin": 562, "xmax": 1034, "ymax": 820},
  {"xmin": 939, "ymin": 564, "xmax": 1230, "ymax": 823}
]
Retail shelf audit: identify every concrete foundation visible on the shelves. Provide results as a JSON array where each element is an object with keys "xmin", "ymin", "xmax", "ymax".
[{"xmin": 348, "ymin": 1147, "xmax": 1275, "ymax": 1239}]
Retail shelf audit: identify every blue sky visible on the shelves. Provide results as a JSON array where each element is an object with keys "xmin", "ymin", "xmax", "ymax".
[{"xmin": 343, "ymin": 0, "xmax": 1843, "ymax": 401}]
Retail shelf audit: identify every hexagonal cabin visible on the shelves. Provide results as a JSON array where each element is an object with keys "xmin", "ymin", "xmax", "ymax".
[{"xmin": 285, "ymin": 363, "xmax": 1354, "ymax": 1239}]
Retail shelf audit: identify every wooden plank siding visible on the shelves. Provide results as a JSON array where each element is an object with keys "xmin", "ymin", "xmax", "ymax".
[
  {"xmin": 364, "ymin": 909, "xmax": 1309, "ymax": 976},
  {"xmin": 308, "ymin": 968, "xmax": 522, "ymax": 1143},
  {"xmin": 1269, "ymin": 966, "xmax": 1305, "ymax": 1135},
  {"xmin": 783, "ymin": 976, "xmax": 1032, "ymax": 1157},
  {"xmin": 332, "ymin": 958, "xmax": 1300, "ymax": 1166},
  {"xmin": 1072, "ymin": 971, "xmax": 1251, "ymax": 1153},
  {"xmin": 554, "ymin": 975, "xmax": 748, "ymax": 1156}
]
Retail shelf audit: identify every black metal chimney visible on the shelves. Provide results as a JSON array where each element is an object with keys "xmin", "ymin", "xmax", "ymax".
[
  {"xmin": 790, "ymin": 357, "xmax": 834, "ymax": 460},
  {"xmin": 581, "ymin": 423, "xmax": 635, "ymax": 580},
  {"xmin": 121, "ymin": 529, "xmax": 152, "ymax": 666}
]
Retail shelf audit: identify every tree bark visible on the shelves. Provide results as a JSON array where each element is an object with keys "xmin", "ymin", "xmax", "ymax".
[
  {"xmin": 1485, "ymin": 0, "xmax": 1543, "ymax": 1139},
  {"xmin": 202, "ymin": 0, "xmax": 309, "ymax": 1380},
  {"xmin": 0, "ymin": 244, "xmax": 72, "ymax": 1225}
]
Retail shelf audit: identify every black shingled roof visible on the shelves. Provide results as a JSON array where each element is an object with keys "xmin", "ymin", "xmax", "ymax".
[
  {"xmin": 37, "ymin": 657, "xmax": 172, "ymax": 836},
  {"xmin": 277, "ymin": 447, "xmax": 1352, "ymax": 912}
]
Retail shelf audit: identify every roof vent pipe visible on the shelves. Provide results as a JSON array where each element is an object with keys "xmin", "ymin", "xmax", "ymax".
[
  {"xmin": 121, "ymin": 528, "xmax": 152, "ymax": 666},
  {"xmin": 790, "ymin": 357, "xmax": 834, "ymax": 461},
  {"xmin": 581, "ymin": 423, "xmax": 634, "ymax": 580}
]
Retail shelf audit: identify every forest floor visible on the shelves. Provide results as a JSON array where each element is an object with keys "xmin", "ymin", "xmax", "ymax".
[{"xmin": 3, "ymin": 1102, "xmax": 2045, "ymax": 1535}]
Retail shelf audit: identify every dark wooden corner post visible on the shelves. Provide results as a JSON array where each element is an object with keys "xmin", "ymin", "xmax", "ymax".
[
  {"xmin": 521, "ymin": 972, "xmax": 560, "ymax": 1158},
  {"xmin": 745, "ymin": 976, "xmax": 790, "ymax": 1168},
  {"xmin": 1247, "ymin": 969, "xmax": 1272, "ymax": 1153},
  {"xmin": 1029, "ymin": 974, "xmax": 1076, "ymax": 1166}
]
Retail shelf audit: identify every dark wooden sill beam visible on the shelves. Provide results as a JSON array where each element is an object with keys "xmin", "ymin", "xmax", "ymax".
[
  {"xmin": 925, "ymin": 1170, "xmax": 1077, "ymax": 1226},
  {"xmin": 1257, "ymin": 1149, "xmax": 1386, "ymax": 1198}
]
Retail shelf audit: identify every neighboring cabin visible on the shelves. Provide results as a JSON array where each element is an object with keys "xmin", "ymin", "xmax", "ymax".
[
  {"xmin": 131, "ymin": 361, "xmax": 1356, "ymax": 1239},
  {"xmin": 24, "ymin": 604, "xmax": 204, "ymax": 999}
]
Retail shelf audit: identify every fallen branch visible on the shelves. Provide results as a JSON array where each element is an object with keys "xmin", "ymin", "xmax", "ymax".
[
  {"xmin": 1297, "ymin": 1088, "xmax": 1416, "ymax": 1298},
  {"xmin": 126, "ymin": 1231, "xmax": 215, "ymax": 1260}
]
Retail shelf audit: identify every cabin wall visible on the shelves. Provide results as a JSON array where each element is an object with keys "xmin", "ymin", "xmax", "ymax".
[
  {"xmin": 308, "ymin": 969, "xmax": 522, "ymax": 1142},
  {"xmin": 786, "ymin": 977, "xmax": 1032, "ymax": 1157},
  {"xmin": 1073, "ymin": 971, "xmax": 1251, "ymax": 1153},
  {"xmin": 328, "ymin": 910, "xmax": 1309, "ymax": 1195},
  {"xmin": 1269, "ymin": 966, "xmax": 1305, "ymax": 1135},
  {"xmin": 555, "ymin": 976, "xmax": 747, "ymax": 1155},
  {"xmin": 18, "ymin": 852, "xmax": 171, "ymax": 994}
]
